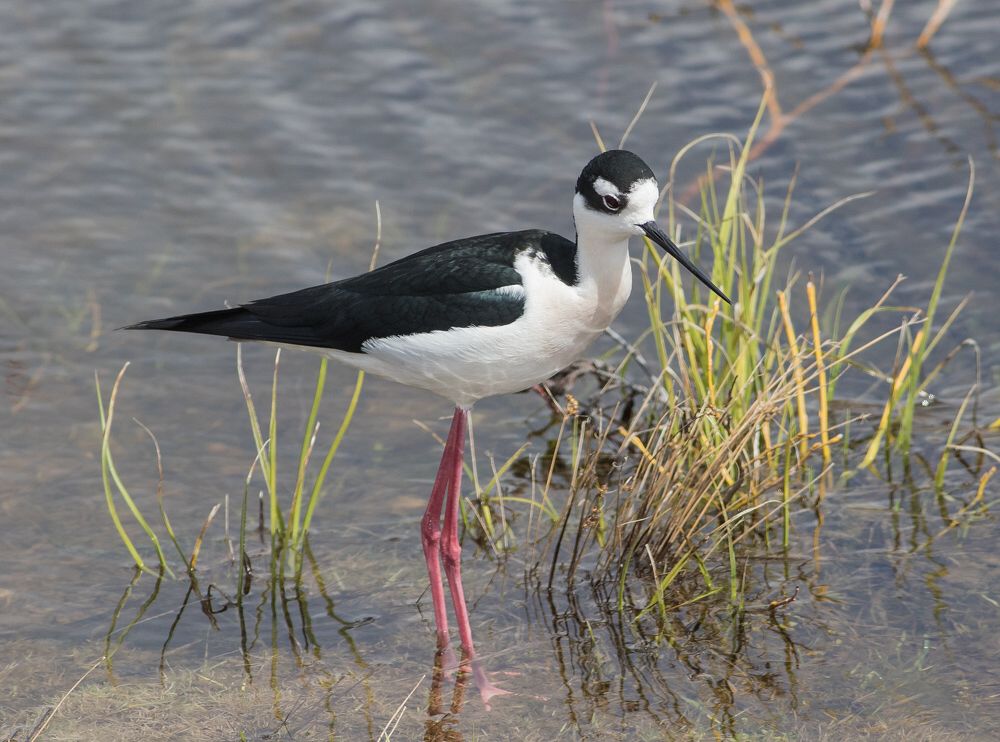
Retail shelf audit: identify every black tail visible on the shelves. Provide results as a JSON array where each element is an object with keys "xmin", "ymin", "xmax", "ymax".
[{"xmin": 123, "ymin": 307, "xmax": 275, "ymax": 341}]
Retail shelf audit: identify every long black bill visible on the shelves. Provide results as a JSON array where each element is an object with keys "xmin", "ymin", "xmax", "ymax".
[{"xmin": 640, "ymin": 221, "xmax": 731, "ymax": 305}]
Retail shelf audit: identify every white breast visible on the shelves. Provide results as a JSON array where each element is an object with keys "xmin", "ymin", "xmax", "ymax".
[{"xmin": 334, "ymin": 248, "xmax": 633, "ymax": 408}]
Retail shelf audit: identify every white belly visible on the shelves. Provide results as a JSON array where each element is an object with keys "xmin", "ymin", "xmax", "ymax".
[{"xmin": 322, "ymin": 250, "xmax": 632, "ymax": 408}]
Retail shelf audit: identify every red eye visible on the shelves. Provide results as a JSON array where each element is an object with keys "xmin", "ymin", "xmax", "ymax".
[{"xmin": 602, "ymin": 194, "xmax": 622, "ymax": 211}]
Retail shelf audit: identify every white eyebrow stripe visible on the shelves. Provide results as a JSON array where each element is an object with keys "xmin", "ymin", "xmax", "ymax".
[
  {"xmin": 592, "ymin": 177, "xmax": 621, "ymax": 198},
  {"xmin": 628, "ymin": 177, "xmax": 657, "ymax": 195}
]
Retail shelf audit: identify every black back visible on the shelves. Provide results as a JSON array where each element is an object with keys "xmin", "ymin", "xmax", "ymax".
[{"xmin": 127, "ymin": 229, "xmax": 578, "ymax": 352}]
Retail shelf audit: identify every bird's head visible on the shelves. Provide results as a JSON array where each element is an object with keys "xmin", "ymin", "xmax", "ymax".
[{"xmin": 574, "ymin": 149, "xmax": 730, "ymax": 304}]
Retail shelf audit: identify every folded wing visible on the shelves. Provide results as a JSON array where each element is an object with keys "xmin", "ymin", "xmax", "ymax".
[{"xmin": 126, "ymin": 231, "xmax": 544, "ymax": 353}]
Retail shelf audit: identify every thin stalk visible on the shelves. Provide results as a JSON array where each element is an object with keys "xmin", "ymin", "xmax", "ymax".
[
  {"xmin": 267, "ymin": 349, "xmax": 281, "ymax": 536},
  {"xmin": 290, "ymin": 359, "xmax": 328, "ymax": 545},
  {"xmin": 777, "ymin": 291, "xmax": 809, "ymax": 459},
  {"xmin": 806, "ymin": 281, "xmax": 831, "ymax": 468},
  {"xmin": 301, "ymin": 370, "xmax": 366, "ymax": 541},
  {"xmin": 897, "ymin": 158, "xmax": 974, "ymax": 452},
  {"xmin": 97, "ymin": 364, "xmax": 173, "ymax": 578}
]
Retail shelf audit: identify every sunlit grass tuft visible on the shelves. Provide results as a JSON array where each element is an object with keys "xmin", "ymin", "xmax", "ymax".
[
  {"xmin": 461, "ymin": 94, "xmax": 990, "ymax": 630},
  {"xmin": 95, "ymin": 204, "xmax": 383, "ymax": 584},
  {"xmin": 95, "ymin": 351, "xmax": 365, "ymax": 582}
]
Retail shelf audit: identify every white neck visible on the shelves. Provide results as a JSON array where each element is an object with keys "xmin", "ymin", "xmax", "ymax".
[
  {"xmin": 576, "ymin": 225, "xmax": 630, "ymax": 287},
  {"xmin": 572, "ymin": 194, "xmax": 634, "ymax": 325}
]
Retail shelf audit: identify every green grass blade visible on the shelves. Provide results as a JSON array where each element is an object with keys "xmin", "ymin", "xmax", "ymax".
[
  {"xmin": 897, "ymin": 158, "xmax": 974, "ymax": 452},
  {"xmin": 96, "ymin": 365, "xmax": 162, "ymax": 578},
  {"xmin": 301, "ymin": 370, "xmax": 366, "ymax": 542},
  {"xmin": 290, "ymin": 358, "xmax": 329, "ymax": 546}
]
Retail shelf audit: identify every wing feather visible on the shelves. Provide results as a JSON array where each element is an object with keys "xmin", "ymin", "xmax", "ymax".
[{"xmin": 125, "ymin": 230, "xmax": 565, "ymax": 352}]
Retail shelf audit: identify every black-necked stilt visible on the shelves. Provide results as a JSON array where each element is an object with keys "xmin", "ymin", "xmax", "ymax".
[{"xmin": 127, "ymin": 149, "xmax": 729, "ymax": 702}]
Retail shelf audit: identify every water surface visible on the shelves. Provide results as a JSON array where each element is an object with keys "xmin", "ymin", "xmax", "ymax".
[{"xmin": 2, "ymin": 1, "xmax": 999, "ymax": 739}]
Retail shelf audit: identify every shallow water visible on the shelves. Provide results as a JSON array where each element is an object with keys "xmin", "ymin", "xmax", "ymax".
[{"xmin": 2, "ymin": 1, "xmax": 999, "ymax": 739}]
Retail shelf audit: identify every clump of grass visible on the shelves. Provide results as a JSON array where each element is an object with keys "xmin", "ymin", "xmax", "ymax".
[
  {"xmin": 235, "ymin": 344, "xmax": 366, "ymax": 555},
  {"xmin": 96, "ymin": 205, "xmax": 385, "ymax": 582},
  {"xmin": 97, "ymin": 206, "xmax": 386, "ymax": 584},
  {"xmin": 96, "ymin": 350, "xmax": 365, "ymax": 581},
  {"xmin": 463, "ymin": 95, "xmax": 991, "ymax": 627},
  {"xmin": 859, "ymin": 157, "xmax": 976, "ymax": 467}
]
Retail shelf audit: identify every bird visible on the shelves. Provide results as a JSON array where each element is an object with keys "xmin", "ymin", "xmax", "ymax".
[{"xmin": 126, "ymin": 149, "xmax": 729, "ymax": 702}]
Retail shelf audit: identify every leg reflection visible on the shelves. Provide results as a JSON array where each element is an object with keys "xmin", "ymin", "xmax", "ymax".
[
  {"xmin": 425, "ymin": 645, "xmax": 466, "ymax": 741},
  {"xmin": 426, "ymin": 644, "xmax": 515, "ymax": 724}
]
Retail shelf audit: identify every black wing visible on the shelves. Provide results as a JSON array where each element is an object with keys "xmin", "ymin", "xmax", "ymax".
[{"xmin": 126, "ymin": 230, "xmax": 572, "ymax": 353}]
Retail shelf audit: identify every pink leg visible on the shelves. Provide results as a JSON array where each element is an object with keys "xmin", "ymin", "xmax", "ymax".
[
  {"xmin": 439, "ymin": 408, "xmax": 513, "ymax": 707},
  {"xmin": 440, "ymin": 407, "xmax": 473, "ymax": 652},
  {"xmin": 420, "ymin": 408, "xmax": 465, "ymax": 646}
]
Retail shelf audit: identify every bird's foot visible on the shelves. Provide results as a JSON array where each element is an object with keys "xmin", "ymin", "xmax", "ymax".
[
  {"xmin": 434, "ymin": 645, "xmax": 543, "ymax": 710},
  {"xmin": 469, "ymin": 658, "xmax": 514, "ymax": 710}
]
